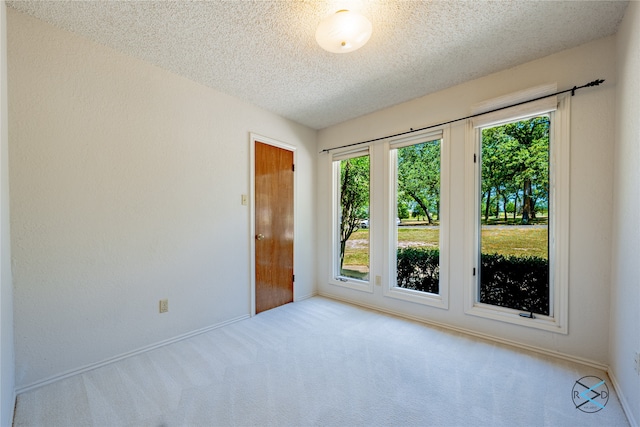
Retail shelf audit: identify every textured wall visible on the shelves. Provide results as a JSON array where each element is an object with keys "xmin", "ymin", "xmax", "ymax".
[
  {"xmin": 317, "ymin": 36, "xmax": 617, "ymax": 365},
  {"xmin": 611, "ymin": 1, "xmax": 640, "ymax": 424},
  {"xmin": 8, "ymin": 9, "xmax": 316, "ymax": 389},
  {"xmin": 0, "ymin": 2, "xmax": 15, "ymax": 425}
]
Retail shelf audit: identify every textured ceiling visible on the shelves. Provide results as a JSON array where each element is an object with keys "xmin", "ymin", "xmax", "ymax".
[{"xmin": 6, "ymin": 0, "xmax": 629, "ymax": 130}]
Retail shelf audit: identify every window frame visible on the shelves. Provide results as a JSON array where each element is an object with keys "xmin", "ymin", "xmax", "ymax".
[
  {"xmin": 383, "ymin": 127, "xmax": 450, "ymax": 309},
  {"xmin": 330, "ymin": 147, "xmax": 373, "ymax": 293},
  {"xmin": 464, "ymin": 95, "xmax": 570, "ymax": 334}
]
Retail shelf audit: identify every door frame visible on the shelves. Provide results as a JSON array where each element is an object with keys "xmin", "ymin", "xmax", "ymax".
[{"xmin": 249, "ymin": 133, "xmax": 297, "ymax": 316}]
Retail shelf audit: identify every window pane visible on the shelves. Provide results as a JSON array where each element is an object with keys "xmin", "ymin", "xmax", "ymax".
[
  {"xmin": 395, "ymin": 139, "xmax": 441, "ymax": 294},
  {"xmin": 337, "ymin": 154, "xmax": 370, "ymax": 281},
  {"xmin": 479, "ymin": 116, "xmax": 550, "ymax": 315}
]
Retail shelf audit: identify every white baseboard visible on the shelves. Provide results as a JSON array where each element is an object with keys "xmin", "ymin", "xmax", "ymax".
[
  {"xmin": 9, "ymin": 390, "xmax": 16, "ymax": 427},
  {"xmin": 15, "ymin": 314, "xmax": 250, "ymax": 395},
  {"xmin": 608, "ymin": 369, "xmax": 638, "ymax": 427},
  {"xmin": 294, "ymin": 290, "xmax": 318, "ymax": 302},
  {"xmin": 319, "ymin": 292, "xmax": 609, "ymax": 371},
  {"xmin": 16, "ymin": 294, "xmax": 320, "ymax": 396}
]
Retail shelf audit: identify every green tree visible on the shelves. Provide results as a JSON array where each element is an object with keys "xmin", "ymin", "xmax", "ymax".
[
  {"xmin": 339, "ymin": 155, "xmax": 369, "ymax": 270},
  {"xmin": 481, "ymin": 126, "xmax": 521, "ymax": 221},
  {"xmin": 481, "ymin": 116, "xmax": 549, "ymax": 224},
  {"xmin": 397, "ymin": 140, "xmax": 441, "ymax": 224},
  {"xmin": 397, "ymin": 201, "xmax": 410, "ymax": 220},
  {"xmin": 503, "ymin": 117, "xmax": 549, "ymax": 222}
]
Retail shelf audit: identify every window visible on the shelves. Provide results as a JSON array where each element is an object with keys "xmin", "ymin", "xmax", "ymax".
[
  {"xmin": 479, "ymin": 115, "xmax": 550, "ymax": 313},
  {"xmin": 331, "ymin": 148, "xmax": 372, "ymax": 290},
  {"xmin": 385, "ymin": 129, "xmax": 450, "ymax": 308},
  {"xmin": 465, "ymin": 93, "xmax": 569, "ymax": 333}
]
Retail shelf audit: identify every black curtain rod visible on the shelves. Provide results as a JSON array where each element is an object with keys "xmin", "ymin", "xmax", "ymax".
[{"xmin": 320, "ymin": 78, "xmax": 605, "ymax": 154}]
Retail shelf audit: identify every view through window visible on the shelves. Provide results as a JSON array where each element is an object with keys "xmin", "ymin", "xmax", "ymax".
[
  {"xmin": 394, "ymin": 138, "xmax": 441, "ymax": 294},
  {"xmin": 478, "ymin": 116, "xmax": 550, "ymax": 315},
  {"xmin": 336, "ymin": 153, "xmax": 370, "ymax": 281}
]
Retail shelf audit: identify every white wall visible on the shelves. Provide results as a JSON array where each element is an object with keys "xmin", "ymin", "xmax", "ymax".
[
  {"xmin": 0, "ymin": 2, "xmax": 15, "ymax": 425},
  {"xmin": 7, "ymin": 9, "xmax": 316, "ymax": 390},
  {"xmin": 318, "ymin": 36, "xmax": 616, "ymax": 365},
  {"xmin": 611, "ymin": 1, "xmax": 640, "ymax": 424}
]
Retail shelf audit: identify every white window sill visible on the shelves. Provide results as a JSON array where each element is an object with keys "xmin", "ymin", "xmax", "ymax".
[
  {"xmin": 465, "ymin": 303, "xmax": 567, "ymax": 334},
  {"xmin": 385, "ymin": 286, "xmax": 448, "ymax": 309},
  {"xmin": 329, "ymin": 277, "xmax": 373, "ymax": 293}
]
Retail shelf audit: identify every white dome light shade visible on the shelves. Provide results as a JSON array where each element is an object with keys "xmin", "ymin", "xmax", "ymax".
[{"xmin": 315, "ymin": 10, "xmax": 372, "ymax": 54}]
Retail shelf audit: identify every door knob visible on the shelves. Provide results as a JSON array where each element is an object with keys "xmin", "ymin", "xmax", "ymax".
[{"xmin": 256, "ymin": 234, "xmax": 265, "ymax": 241}]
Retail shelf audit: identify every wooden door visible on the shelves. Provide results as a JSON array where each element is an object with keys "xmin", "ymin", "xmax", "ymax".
[{"xmin": 255, "ymin": 141, "xmax": 294, "ymax": 313}]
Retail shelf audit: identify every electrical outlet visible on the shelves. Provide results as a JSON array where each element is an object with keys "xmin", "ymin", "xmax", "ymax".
[
  {"xmin": 375, "ymin": 275, "xmax": 382, "ymax": 286},
  {"xmin": 159, "ymin": 299, "xmax": 168, "ymax": 313}
]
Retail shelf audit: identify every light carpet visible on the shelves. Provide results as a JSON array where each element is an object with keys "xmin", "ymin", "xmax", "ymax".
[{"xmin": 14, "ymin": 296, "xmax": 629, "ymax": 426}]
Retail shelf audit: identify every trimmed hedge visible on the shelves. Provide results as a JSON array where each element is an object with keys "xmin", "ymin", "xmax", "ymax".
[
  {"xmin": 396, "ymin": 248, "xmax": 440, "ymax": 294},
  {"xmin": 396, "ymin": 248, "xmax": 549, "ymax": 315},
  {"xmin": 479, "ymin": 253, "xmax": 549, "ymax": 315}
]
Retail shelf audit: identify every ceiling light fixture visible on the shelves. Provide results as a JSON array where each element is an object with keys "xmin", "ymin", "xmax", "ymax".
[{"xmin": 315, "ymin": 10, "xmax": 372, "ymax": 54}]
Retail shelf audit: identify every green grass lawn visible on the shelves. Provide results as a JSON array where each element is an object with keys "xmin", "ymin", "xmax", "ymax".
[
  {"xmin": 481, "ymin": 227, "xmax": 547, "ymax": 258},
  {"xmin": 341, "ymin": 226, "xmax": 548, "ymax": 275},
  {"xmin": 398, "ymin": 228, "xmax": 440, "ymax": 246}
]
